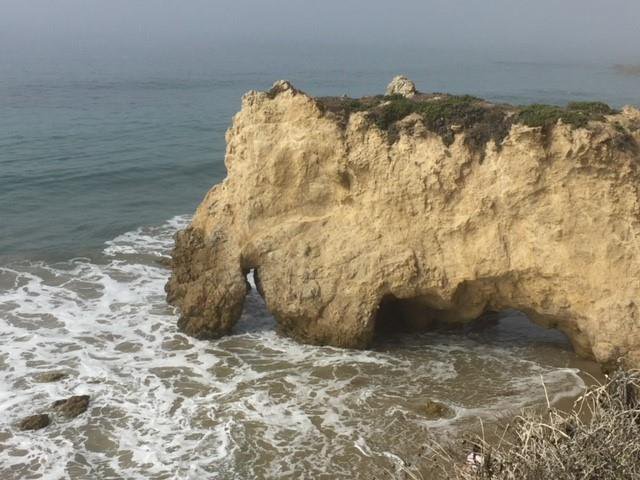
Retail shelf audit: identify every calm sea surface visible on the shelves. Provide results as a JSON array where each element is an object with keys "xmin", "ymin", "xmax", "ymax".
[{"xmin": 0, "ymin": 45, "xmax": 637, "ymax": 478}]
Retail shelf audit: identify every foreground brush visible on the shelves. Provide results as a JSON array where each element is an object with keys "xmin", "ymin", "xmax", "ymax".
[{"xmin": 397, "ymin": 369, "xmax": 640, "ymax": 480}]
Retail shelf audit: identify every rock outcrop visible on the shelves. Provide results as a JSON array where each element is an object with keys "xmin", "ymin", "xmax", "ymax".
[
  {"xmin": 52, "ymin": 395, "xmax": 90, "ymax": 418},
  {"xmin": 18, "ymin": 414, "xmax": 50, "ymax": 431},
  {"xmin": 34, "ymin": 371, "xmax": 67, "ymax": 383},
  {"xmin": 386, "ymin": 75, "xmax": 417, "ymax": 97},
  {"xmin": 166, "ymin": 78, "xmax": 640, "ymax": 367}
]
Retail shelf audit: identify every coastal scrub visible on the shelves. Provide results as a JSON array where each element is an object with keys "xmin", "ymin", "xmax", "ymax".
[
  {"xmin": 406, "ymin": 369, "xmax": 640, "ymax": 480},
  {"xmin": 319, "ymin": 93, "xmax": 514, "ymax": 153},
  {"xmin": 518, "ymin": 101, "xmax": 616, "ymax": 129},
  {"xmin": 318, "ymin": 93, "xmax": 618, "ymax": 154}
]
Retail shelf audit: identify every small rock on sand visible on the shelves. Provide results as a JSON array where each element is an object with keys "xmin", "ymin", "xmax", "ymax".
[{"xmin": 19, "ymin": 414, "xmax": 50, "ymax": 431}]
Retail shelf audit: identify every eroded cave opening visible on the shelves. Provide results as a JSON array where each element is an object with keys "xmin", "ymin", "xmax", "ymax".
[
  {"xmin": 373, "ymin": 295, "xmax": 579, "ymax": 357},
  {"xmin": 373, "ymin": 297, "xmax": 611, "ymax": 386},
  {"xmin": 374, "ymin": 294, "xmax": 442, "ymax": 336}
]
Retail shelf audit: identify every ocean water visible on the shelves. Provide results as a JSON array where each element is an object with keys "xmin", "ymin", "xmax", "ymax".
[
  {"xmin": 2, "ymin": 46, "xmax": 639, "ymax": 258},
  {"xmin": 0, "ymin": 45, "xmax": 637, "ymax": 479}
]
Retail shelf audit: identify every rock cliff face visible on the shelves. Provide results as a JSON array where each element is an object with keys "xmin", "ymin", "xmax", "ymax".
[{"xmin": 166, "ymin": 79, "xmax": 640, "ymax": 367}]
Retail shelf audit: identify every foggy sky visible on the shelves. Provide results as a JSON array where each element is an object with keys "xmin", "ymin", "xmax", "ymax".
[{"xmin": 2, "ymin": 0, "xmax": 639, "ymax": 63}]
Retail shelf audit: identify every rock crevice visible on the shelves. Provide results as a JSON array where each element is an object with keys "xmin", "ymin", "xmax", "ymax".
[{"xmin": 166, "ymin": 78, "xmax": 640, "ymax": 366}]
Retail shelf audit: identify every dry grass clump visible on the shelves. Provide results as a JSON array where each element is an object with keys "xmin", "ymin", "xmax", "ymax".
[{"xmin": 396, "ymin": 369, "xmax": 640, "ymax": 480}]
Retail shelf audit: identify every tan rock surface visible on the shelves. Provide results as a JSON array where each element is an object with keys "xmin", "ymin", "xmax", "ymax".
[
  {"xmin": 166, "ymin": 79, "xmax": 640, "ymax": 367},
  {"xmin": 386, "ymin": 75, "xmax": 417, "ymax": 97}
]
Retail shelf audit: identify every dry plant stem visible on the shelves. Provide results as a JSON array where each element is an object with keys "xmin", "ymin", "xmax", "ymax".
[{"xmin": 401, "ymin": 369, "xmax": 640, "ymax": 480}]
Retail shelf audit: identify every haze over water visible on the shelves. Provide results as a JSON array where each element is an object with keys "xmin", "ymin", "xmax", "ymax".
[
  {"xmin": 1, "ymin": 1, "xmax": 639, "ymax": 478},
  {"xmin": 2, "ymin": 42, "xmax": 639, "ymax": 258}
]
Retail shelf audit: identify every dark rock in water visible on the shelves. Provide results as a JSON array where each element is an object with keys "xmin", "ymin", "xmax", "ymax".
[
  {"xmin": 19, "ymin": 413, "xmax": 50, "ymax": 431},
  {"xmin": 52, "ymin": 395, "xmax": 90, "ymax": 418},
  {"xmin": 35, "ymin": 371, "xmax": 68, "ymax": 383},
  {"xmin": 421, "ymin": 399, "xmax": 454, "ymax": 419}
]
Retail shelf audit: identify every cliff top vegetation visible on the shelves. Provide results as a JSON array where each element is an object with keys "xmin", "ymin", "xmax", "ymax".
[{"xmin": 317, "ymin": 93, "xmax": 624, "ymax": 153}]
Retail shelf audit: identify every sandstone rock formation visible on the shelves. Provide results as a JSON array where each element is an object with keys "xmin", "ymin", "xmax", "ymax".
[
  {"xmin": 386, "ymin": 75, "xmax": 417, "ymax": 97},
  {"xmin": 167, "ymin": 78, "xmax": 640, "ymax": 367}
]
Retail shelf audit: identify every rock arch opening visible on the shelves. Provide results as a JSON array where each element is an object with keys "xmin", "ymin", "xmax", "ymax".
[
  {"xmin": 370, "ymin": 295, "xmax": 609, "ymax": 411},
  {"xmin": 374, "ymin": 294, "xmax": 441, "ymax": 336},
  {"xmin": 373, "ymin": 295, "xmax": 579, "ymax": 357}
]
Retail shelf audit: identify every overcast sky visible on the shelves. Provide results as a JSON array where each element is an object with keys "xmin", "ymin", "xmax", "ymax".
[{"xmin": 2, "ymin": 0, "xmax": 639, "ymax": 63}]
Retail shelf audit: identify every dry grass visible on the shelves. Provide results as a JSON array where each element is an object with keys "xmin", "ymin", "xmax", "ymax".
[{"xmin": 393, "ymin": 369, "xmax": 640, "ymax": 480}]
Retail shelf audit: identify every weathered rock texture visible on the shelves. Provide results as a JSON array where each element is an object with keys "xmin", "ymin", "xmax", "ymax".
[
  {"xmin": 166, "ymin": 79, "xmax": 640, "ymax": 367},
  {"xmin": 52, "ymin": 395, "xmax": 90, "ymax": 418},
  {"xmin": 18, "ymin": 414, "xmax": 50, "ymax": 431},
  {"xmin": 386, "ymin": 75, "xmax": 417, "ymax": 97},
  {"xmin": 34, "ymin": 371, "xmax": 67, "ymax": 383}
]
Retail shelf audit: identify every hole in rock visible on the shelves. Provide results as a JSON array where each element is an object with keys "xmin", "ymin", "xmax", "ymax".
[
  {"xmin": 374, "ymin": 294, "xmax": 442, "ymax": 335},
  {"xmin": 373, "ymin": 297, "xmax": 605, "ymax": 399},
  {"xmin": 374, "ymin": 295, "xmax": 577, "ymax": 354},
  {"xmin": 232, "ymin": 268, "xmax": 274, "ymax": 335}
]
